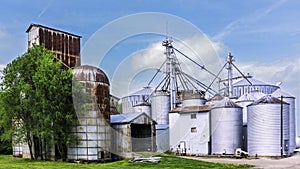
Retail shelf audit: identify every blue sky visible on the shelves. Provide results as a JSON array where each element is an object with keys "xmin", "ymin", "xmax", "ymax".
[{"xmin": 0, "ymin": 0, "xmax": 300, "ymax": 135}]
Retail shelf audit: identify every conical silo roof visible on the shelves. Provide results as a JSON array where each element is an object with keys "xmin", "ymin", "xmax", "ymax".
[
  {"xmin": 236, "ymin": 93, "xmax": 257, "ymax": 102},
  {"xmin": 272, "ymin": 89, "xmax": 295, "ymax": 98},
  {"xmin": 249, "ymin": 95, "xmax": 288, "ymax": 106},
  {"xmin": 213, "ymin": 97, "xmax": 241, "ymax": 108},
  {"xmin": 208, "ymin": 93, "xmax": 224, "ymax": 101},
  {"xmin": 250, "ymin": 91, "xmax": 265, "ymax": 99},
  {"xmin": 130, "ymin": 86, "xmax": 153, "ymax": 96}
]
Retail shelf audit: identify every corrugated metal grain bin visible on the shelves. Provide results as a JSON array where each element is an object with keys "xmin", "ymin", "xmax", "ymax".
[
  {"xmin": 236, "ymin": 93, "xmax": 257, "ymax": 125},
  {"xmin": 272, "ymin": 89, "xmax": 296, "ymax": 154},
  {"xmin": 133, "ymin": 102, "xmax": 151, "ymax": 117},
  {"xmin": 182, "ymin": 90, "xmax": 206, "ymax": 107},
  {"xmin": 122, "ymin": 87, "xmax": 153, "ymax": 114},
  {"xmin": 210, "ymin": 97, "xmax": 243, "ymax": 155},
  {"xmin": 247, "ymin": 95, "xmax": 290, "ymax": 156},
  {"xmin": 70, "ymin": 65, "xmax": 111, "ymax": 161},
  {"xmin": 151, "ymin": 90, "xmax": 170, "ymax": 125}
]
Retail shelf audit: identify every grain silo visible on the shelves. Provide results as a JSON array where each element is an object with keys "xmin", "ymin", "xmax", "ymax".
[
  {"xmin": 151, "ymin": 90, "xmax": 170, "ymax": 125},
  {"xmin": 122, "ymin": 86, "xmax": 153, "ymax": 114},
  {"xmin": 133, "ymin": 101, "xmax": 151, "ymax": 117},
  {"xmin": 69, "ymin": 65, "xmax": 111, "ymax": 161},
  {"xmin": 235, "ymin": 93, "xmax": 258, "ymax": 151},
  {"xmin": 236, "ymin": 93, "xmax": 259, "ymax": 125},
  {"xmin": 182, "ymin": 90, "xmax": 206, "ymax": 107},
  {"xmin": 150, "ymin": 90, "xmax": 170, "ymax": 152},
  {"xmin": 272, "ymin": 89, "xmax": 296, "ymax": 154},
  {"xmin": 210, "ymin": 97, "xmax": 243, "ymax": 154},
  {"xmin": 247, "ymin": 95, "xmax": 290, "ymax": 156}
]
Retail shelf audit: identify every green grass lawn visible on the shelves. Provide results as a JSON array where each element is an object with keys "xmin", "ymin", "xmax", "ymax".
[{"xmin": 0, "ymin": 155, "xmax": 252, "ymax": 169}]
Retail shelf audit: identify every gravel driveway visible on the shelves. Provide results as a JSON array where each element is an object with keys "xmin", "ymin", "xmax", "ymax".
[{"xmin": 181, "ymin": 152, "xmax": 300, "ymax": 169}]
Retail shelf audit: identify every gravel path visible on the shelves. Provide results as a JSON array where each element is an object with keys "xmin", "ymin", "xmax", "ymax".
[{"xmin": 181, "ymin": 153, "xmax": 300, "ymax": 169}]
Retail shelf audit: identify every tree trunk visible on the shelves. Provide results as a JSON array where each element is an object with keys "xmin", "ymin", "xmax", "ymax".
[{"xmin": 26, "ymin": 132, "xmax": 34, "ymax": 160}]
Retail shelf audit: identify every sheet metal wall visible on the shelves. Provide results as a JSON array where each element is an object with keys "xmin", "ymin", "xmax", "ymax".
[
  {"xmin": 272, "ymin": 90, "xmax": 296, "ymax": 154},
  {"xmin": 151, "ymin": 91, "xmax": 170, "ymax": 125},
  {"xmin": 27, "ymin": 25, "xmax": 81, "ymax": 69},
  {"xmin": 247, "ymin": 103, "xmax": 290, "ymax": 156},
  {"xmin": 210, "ymin": 107, "xmax": 243, "ymax": 154}
]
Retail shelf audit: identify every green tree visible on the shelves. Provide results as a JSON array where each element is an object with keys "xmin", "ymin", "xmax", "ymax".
[{"xmin": 0, "ymin": 45, "xmax": 76, "ymax": 160}]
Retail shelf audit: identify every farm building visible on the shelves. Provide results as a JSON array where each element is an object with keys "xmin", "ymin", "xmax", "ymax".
[
  {"xmin": 169, "ymin": 105, "xmax": 211, "ymax": 155},
  {"xmin": 110, "ymin": 112, "xmax": 156, "ymax": 158}
]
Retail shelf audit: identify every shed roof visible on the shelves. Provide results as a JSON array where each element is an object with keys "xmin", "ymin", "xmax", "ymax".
[
  {"xmin": 170, "ymin": 105, "xmax": 211, "ymax": 113},
  {"xmin": 26, "ymin": 23, "xmax": 81, "ymax": 38},
  {"xmin": 110, "ymin": 112, "xmax": 156, "ymax": 124}
]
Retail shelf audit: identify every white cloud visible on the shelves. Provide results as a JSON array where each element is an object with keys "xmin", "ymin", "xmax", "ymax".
[
  {"xmin": 110, "ymin": 35, "xmax": 226, "ymax": 97},
  {"xmin": 214, "ymin": 0, "xmax": 288, "ymax": 41},
  {"xmin": 0, "ymin": 29, "xmax": 7, "ymax": 38},
  {"xmin": 237, "ymin": 57, "xmax": 300, "ymax": 135}
]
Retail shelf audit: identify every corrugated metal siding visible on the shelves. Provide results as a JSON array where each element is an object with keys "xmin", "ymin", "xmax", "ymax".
[
  {"xmin": 272, "ymin": 89, "xmax": 296, "ymax": 154},
  {"xmin": 283, "ymin": 97, "xmax": 295, "ymax": 154},
  {"xmin": 133, "ymin": 104, "xmax": 151, "ymax": 117},
  {"xmin": 151, "ymin": 91, "xmax": 170, "ymax": 125},
  {"xmin": 247, "ymin": 103, "xmax": 290, "ymax": 156},
  {"xmin": 210, "ymin": 107, "xmax": 243, "ymax": 154},
  {"xmin": 182, "ymin": 98, "xmax": 206, "ymax": 107}
]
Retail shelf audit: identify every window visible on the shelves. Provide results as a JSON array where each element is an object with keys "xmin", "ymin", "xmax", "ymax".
[
  {"xmin": 191, "ymin": 127, "xmax": 197, "ymax": 133},
  {"xmin": 191, "ymin": 114, "xmax": 197, "ymax": 119}
]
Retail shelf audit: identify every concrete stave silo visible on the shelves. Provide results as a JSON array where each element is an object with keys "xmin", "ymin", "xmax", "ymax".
[
  {"xmin": 69, "ymin": 65, "xmax": 111, "ymax": 161},
  {"xmin": 210, "ymin": 97, "xmax": 243, "ymax": 155},
  {"xmin": 247, "ymin": 95, "xmax": 290, "ymax": 156}
]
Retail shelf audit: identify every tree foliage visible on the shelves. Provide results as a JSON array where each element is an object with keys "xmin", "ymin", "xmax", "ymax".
[{"xmin": 0, "ymin": 45, "xmax": 76, "ymax": 160}]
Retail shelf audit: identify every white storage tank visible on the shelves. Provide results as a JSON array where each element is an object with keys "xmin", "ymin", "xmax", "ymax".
[
  {"xmin": 182, "ymin": 90, "xmax": 206, "ymax": 107},
  {"xmin": 296, "ymin": 137, "xmax": 300, "ymax": 149},
  {"xmin": 122, "ymin": 86, "xmax": 153, "ymax": 114},
  {"xmin": 247, "ymin": 95, "xmax": 290, "ymax": 156},
  {"xmin": 206, "ymin": 94, "xmax": 223, "ymax": 106},
  {"xmin": 272, "ymin": 89, "xmax": 296, "ymax": 154},
  {"xmin": 236, "ymin": 93, "xmax": 257, "ymax": 125},
  {"xmin": 150, "ymin": 90, "xmax": 170, "ymax": 125},
  {"xmin": 133, "ymin": 101, "xmax": 151, "ymax": 117},
  {"xmin": 210, "ymin": 97, "xmax": 243, "ymax": 155}
]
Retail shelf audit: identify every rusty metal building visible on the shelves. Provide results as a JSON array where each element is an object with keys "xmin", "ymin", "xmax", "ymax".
[
  {"xmin": 26, "ymin": 24, "xmax": 81, "ymax": 68},
  {"xmin": 110, "ymin": 112, "xmax": 156, "ymax": 158}
]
